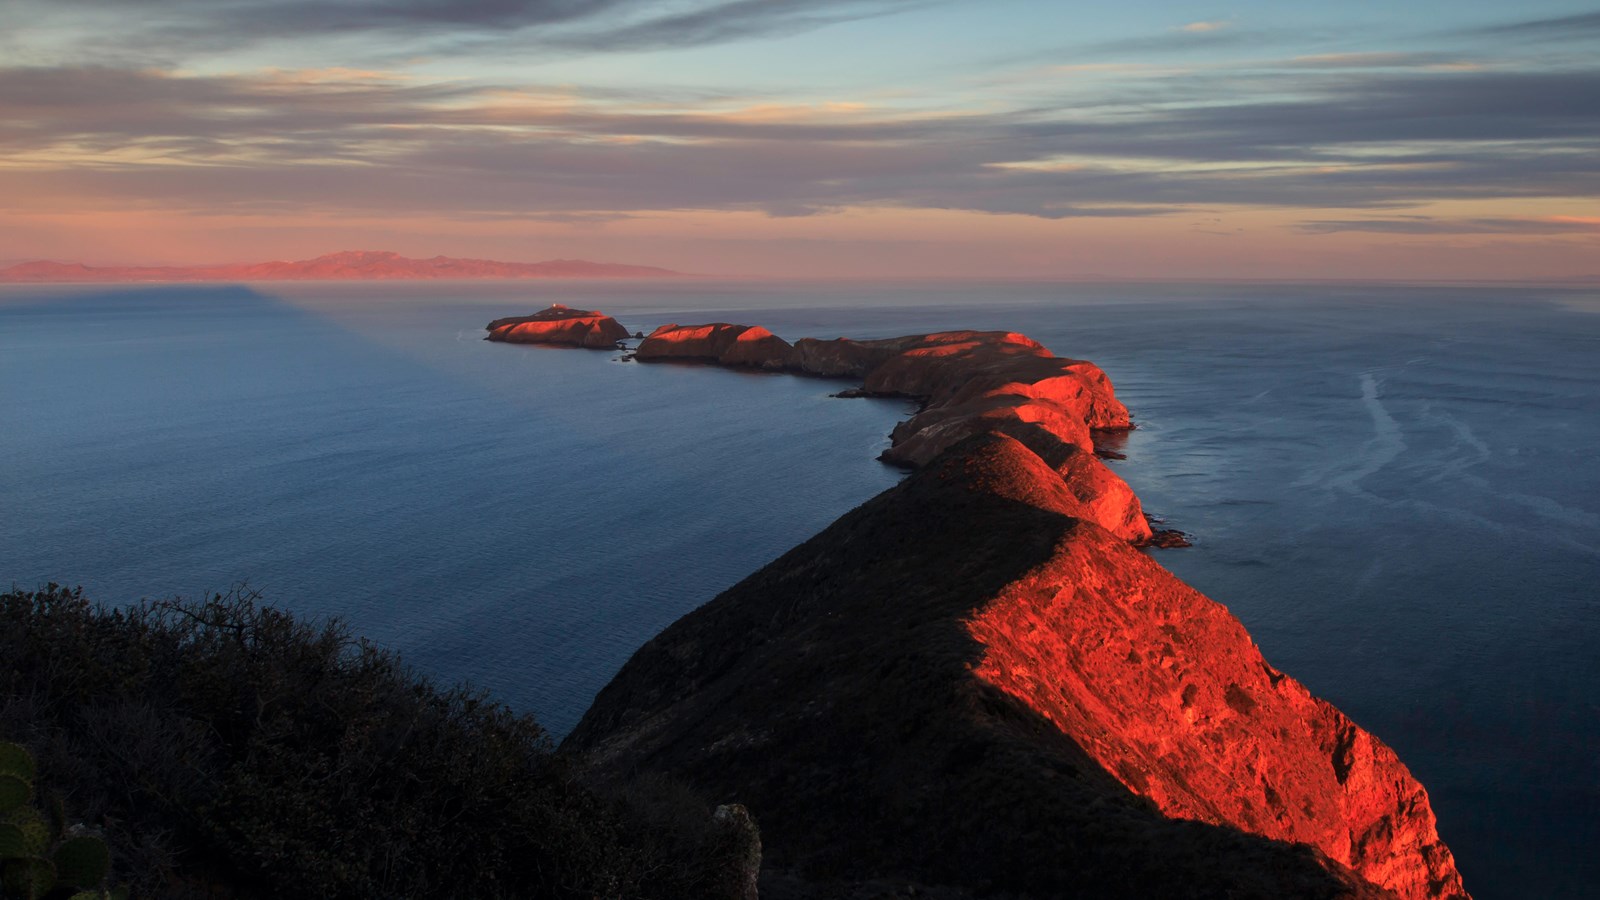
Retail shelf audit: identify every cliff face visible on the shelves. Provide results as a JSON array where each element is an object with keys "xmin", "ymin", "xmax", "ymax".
[
  {"xmin": 496, "ymin": 317, "xmax": 1469, "ymax": 898},
  {"xmin": 961, "ymin": 442, "xmax": 1467, "ymax": 898},
  {"xmin": 484, "ymin": 304, "xmax": 630, "ymax": 348},
  {"xmin": 634, "ymin": 323, "xmax": 795, "ymax": 370},
  {"xmin": 634, "ymin": 327, "xmax": 1138, "ymax": 505},
  {"xmin": 567, "ymin": 430, "xmax": 1469, "ymax": 898}
]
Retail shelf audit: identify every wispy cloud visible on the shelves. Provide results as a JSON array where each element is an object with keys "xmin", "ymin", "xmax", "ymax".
[
  {"xmin": 1297, "ymin": 216, "xmax": 1600, "ymax": 235},
  {"xmin": 3, "ymin": 49, "xmax": 1597, "ymax": 222},
  {"xmin": 554, "ymin": 0, "xmax": 929, "ymax": 52},
  {"xmin": 1062, "ymin": 18, "xmax": 1292, "ymax": 58},
  {"xmin": 1281, "ymin": 52, "xmax": 1474, "ymax": 70},
  {"xmin": 10, "ymin": 0, "xmax": 931, "ymax": 59},
  {"xmin": 1464, "ymin": 11, "xmax": 1600, "ymax": 41}
]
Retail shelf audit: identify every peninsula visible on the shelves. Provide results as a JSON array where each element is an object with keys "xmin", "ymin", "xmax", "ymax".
[
  {"xmin": 0, "ymin": 250, "xmax": 682, "ymax": 283},
  {"xmin": 491, "ymin": 307, "xmax": 1470, "ymax": 899}
]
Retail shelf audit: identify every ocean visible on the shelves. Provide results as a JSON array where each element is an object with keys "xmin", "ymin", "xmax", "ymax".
[{"xmin": 3, "ymin": 279, "xmax": 1597, "ymax": 897}]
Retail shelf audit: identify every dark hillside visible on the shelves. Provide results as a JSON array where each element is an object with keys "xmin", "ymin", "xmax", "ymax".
[
  {"xmin": 565, "ymin": 434, "xmax": 1399, "ymax": 899},
  {"xmin": 0, "ymin": 585, "xmax": 752, "ymax": 900}
]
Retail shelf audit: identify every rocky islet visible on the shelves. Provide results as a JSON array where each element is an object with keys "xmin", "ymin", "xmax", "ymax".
[{"xmin": 484, "ymin": 304, "xmax": 633, "ymax": 349}]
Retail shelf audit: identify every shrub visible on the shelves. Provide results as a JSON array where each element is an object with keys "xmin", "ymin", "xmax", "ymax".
[{"xmin": 0, "ymin": 584, "xmax": 746, "ymax": 899}]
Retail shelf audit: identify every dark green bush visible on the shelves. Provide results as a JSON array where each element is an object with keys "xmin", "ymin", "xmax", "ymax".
[{"xmin": 0, "ymin": 584, "xmax": 744, "ymax": 899}]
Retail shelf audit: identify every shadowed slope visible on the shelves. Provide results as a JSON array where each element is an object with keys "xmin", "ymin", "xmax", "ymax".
[{"xmin": 566, "ymin": 433, "xmax": 1464, "ymax": 898}]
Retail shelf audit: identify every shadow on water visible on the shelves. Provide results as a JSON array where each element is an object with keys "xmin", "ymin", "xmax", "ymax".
[{"xmin": 2, "ymin": 283, "xmax": 907, "ymax": 740}]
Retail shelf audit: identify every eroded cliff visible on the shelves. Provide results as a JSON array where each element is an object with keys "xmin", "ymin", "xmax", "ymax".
[
  {"xmin": 631, "ymin": 326, "xmax": 1149, "ymax": 542},
  {"xmin": 486, "ymin": 313, "xmax": 1469, "ymax": 898}
]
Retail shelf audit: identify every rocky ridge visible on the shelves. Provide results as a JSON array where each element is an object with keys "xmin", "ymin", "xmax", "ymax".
[
  {"xmin": 633, "ymin": 323, "xmax": 1148, "ymax": 540},
  {"xmin": 487, "ymin": 311, "xmax": 1470, "ymax": 898},
  {"xmin": 485, "ymin": 304, "xmax": 632, "ymax": 349}
]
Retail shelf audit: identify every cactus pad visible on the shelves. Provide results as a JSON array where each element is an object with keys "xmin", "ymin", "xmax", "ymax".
[
  {"xmin": 54, "ymin": 835, "xmax": 111, "ymax": 888},
  {"xmin": 0, "ymin": 743, "xmax": 34, "ymax": 782},
  {"xmin": 0, "ymin": 822, "xmax": 29, "ymax": 858},
  {"xmin": 0, "ymin": 775, "xmax": 30, "ymax": 814},
  {"xmin": 1, "ymin": 808, "xmax": 50, "ymax": 856},
  {"xmin": 2, "ymin": 855, "xmax": 58, "ymax": 899}
]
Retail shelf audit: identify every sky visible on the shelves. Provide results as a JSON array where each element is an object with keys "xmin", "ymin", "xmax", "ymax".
[{"xmin": 1, "ymin": 0, "xmax": 1597, "ymax": 278}]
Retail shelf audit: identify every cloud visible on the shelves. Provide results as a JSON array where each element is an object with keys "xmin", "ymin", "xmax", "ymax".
[
  {"xmin": 15, "ymin": 0, "xmax": 930, "ymax": 59},
  {"xmin": 1069, "ymin": 25, "xmax": 1286, "ymax": 58},
  {"xmin": 1465, "ymin": 11, "xmax": 1600, "ymax": 41},
  {"xmin": 2, "ymin": 59, "xmax": 1597, "ymax": 222},
  {"xmin": 553, "ymin": 0, "xmax": 929, "ymax": 52},
  {"xmin": 1042, "ymin": 68, "xmax": 1600, "ymax": 155},
  {"xmin": 1280, "ymin": 52, "xmax": 1472, "ymax": 70},
  {"xmin": 1297, "ymin": 217, "xmax": 1600, "ymax": 235}
]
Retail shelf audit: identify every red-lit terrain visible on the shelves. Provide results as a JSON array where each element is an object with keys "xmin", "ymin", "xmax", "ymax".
[
  {"xmin": 485, "ymin": 304, "xmax": 633, "ymax": 348},
  {"xmin": 487, "ymin": 311, "xmax": 1470, "ymax": 898},
  {"xmin": 630, "ymin": 320, "xmax": 1151, "ymax": 542},
  {"xmin": 0, "ymin": 250, "xmax": 681, "ymax": 282}
]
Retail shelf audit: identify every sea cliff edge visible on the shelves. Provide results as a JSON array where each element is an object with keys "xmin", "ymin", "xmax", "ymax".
[{"xmin": 490, "ymin": 306, "xmax": 1470, "ymax": 899}]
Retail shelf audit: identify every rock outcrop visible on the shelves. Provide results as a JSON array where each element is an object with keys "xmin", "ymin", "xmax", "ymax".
[
  {"xmin": 566, "ymin": 431, "xmax": 1467, "ymax": 898},
  {"xmin": 632, "ymin": 327, "xmax": 1148, "ymax": 541},
  {"xmin": 485, "ymin": 304, "xmax": 630, "ymax": 348},
  {"xmin": 487, "ymin": 312, "xmax": 1470, "ymax": 898},
  {"xmin": 635, "ymin": 323, "xmax": 795, "ymax": 370}
]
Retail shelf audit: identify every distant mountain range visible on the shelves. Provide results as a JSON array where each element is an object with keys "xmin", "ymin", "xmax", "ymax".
[{"xmin": 0, "ymin": 250, "xmax": 684, "ymax": 282}]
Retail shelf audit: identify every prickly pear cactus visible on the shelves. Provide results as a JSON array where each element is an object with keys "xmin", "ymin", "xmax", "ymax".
[
  {"xmin": 0, "ymin": 780, "xmax": 28, "ymax": 816},
  {"xmin": 0, "ymin": 746, "xmax": 34, "ymax": 784},
  {"xmin": 1, "ymin": 809, "xmax": 49, "ymax": 857},
  {"xmin": 50, "ymin": 839, "xmax": 107, "ymax": 891},
  {"xmin": 0, "ymin": 744, "xmax": 34, "ymax": 820},
  {"xmin": 0, "ymin": 742, "xmax": 118, "ymax": 900},
  {"xmin": 1, "ymin": 856, "xmax": 56, "ymax": 900}
]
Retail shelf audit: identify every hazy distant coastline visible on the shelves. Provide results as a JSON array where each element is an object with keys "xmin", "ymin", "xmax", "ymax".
[{"xmin": 0, "ymin": 249, "xmax": 683, "ymax": 283}]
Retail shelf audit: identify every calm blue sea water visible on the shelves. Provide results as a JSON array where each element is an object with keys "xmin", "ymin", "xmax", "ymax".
[{"xmin": 3, "ymin": 280, "xmax": 1597, "ymax": 898}]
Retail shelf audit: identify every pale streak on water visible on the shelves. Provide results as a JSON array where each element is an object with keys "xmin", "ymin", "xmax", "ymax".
[{"xmin": 2, "ymin": 279, "xmax": 1596, "ymax": 898}]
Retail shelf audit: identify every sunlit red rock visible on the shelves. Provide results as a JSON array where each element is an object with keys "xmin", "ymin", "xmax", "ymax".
[
  {"xmin": 498, "ymin": 311, "xmax": 1468, "ymax": 897},
  {"xmin": 484, "ymin": 304, "xmax": 630, "ymax": 348},
  {"xmin": 627, "ymin": 324, "xmax": 1136, "ymax": 472},
  {"xmin": 964, "ymin": 480, "xmax": 1468, "ymax": 899},
  {"xmin": 567, "ymin": 432, "xmax": 1467, "ymax": 897},
  {"xmin": 635, "ymin": 323, "xmax": 794, "ymax": 370},
  {"xmin": 953, "ymin": 420, "xmax": 1155, "ymax": 543}
]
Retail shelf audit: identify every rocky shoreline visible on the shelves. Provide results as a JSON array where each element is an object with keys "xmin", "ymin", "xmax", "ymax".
[{"xmin": 488, "ymin": 306, "xmax": 1469, "ymax": 899}]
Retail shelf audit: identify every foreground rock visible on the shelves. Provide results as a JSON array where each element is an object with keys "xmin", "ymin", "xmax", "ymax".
[
  {"xmin": 565, "ymin": 432, "xmax": 1468, "ymax": 899},
  {"xmin": 485, "ymin": 304, "xmax": 630, "ymax": 348}
]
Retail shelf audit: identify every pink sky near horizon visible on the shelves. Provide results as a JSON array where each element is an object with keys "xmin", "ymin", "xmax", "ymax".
[
  {"xmin": 3, "ymin": 1, "xmax": 1597, "ymax": 280},
  {"xmin": 8, "ymin": 205, "xmax": 1597, "ymax": 282}
]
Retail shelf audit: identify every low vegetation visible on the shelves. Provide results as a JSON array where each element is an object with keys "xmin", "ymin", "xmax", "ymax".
[{"xmin": 0, "ymin": 585, "xmax": 749, "ymax": 899}]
